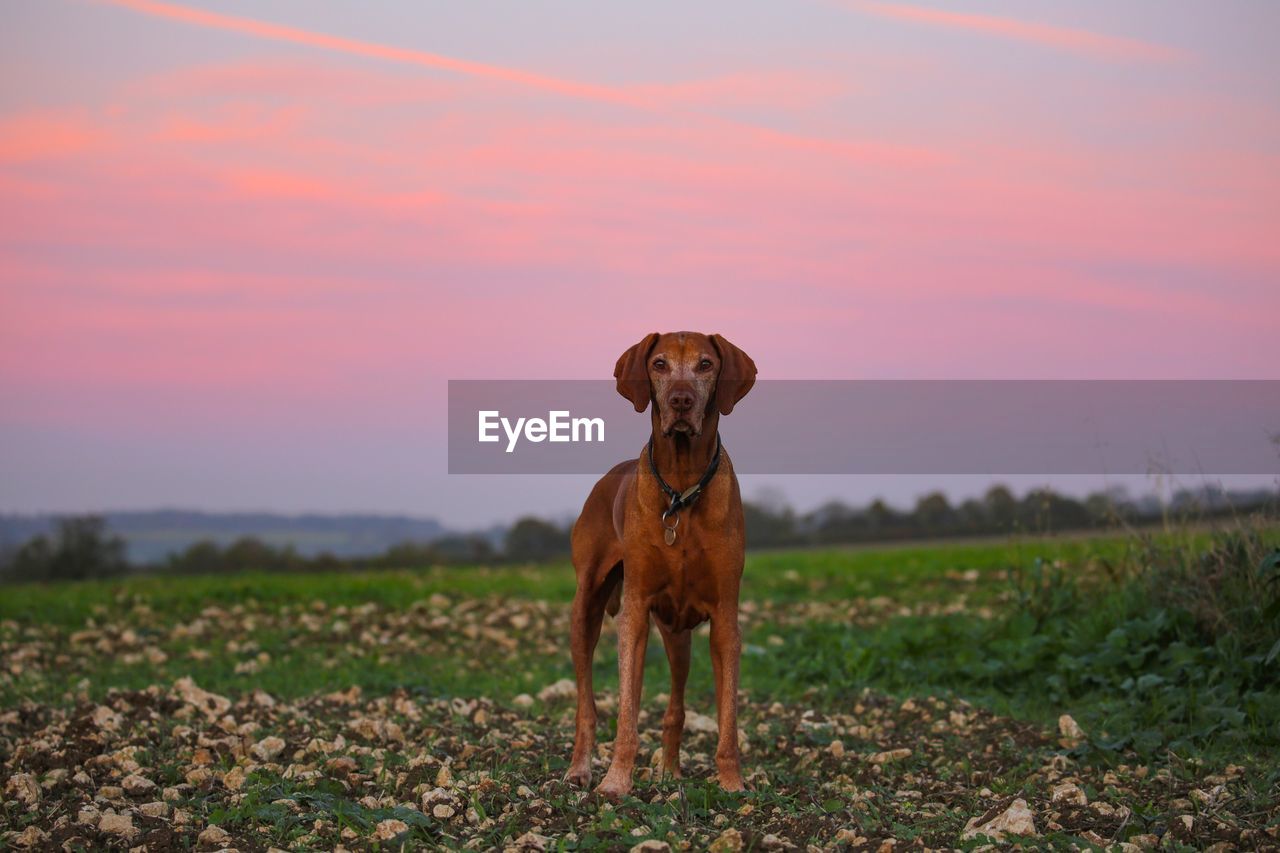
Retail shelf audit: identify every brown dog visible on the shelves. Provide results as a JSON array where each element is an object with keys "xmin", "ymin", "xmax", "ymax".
[{"xmin": 564, "ymin": 331, "xmax": 757, "ymax": 799}]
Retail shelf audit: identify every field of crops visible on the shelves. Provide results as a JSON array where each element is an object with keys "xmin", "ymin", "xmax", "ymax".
[{"xmin": 2, "ymin": 528, "xmax": 1277, "ymax": 850}]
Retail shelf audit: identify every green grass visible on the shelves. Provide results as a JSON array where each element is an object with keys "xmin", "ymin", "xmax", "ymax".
[
  {"xmin": 0, "ymin": 532, "xmax": 1144, "ymax": 709},
  {"xmin": 0, "ymin": 529, "xmax": 1188, "ymax": 625},
  {"xmin": 4, "ymin": 525, "xmax": 1276, "ymax": 767}
]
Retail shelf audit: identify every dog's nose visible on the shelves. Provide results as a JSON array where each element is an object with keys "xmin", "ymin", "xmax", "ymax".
[{"xmin": 668, "ymin": 391, "xmax": 694, "ymax": 413}]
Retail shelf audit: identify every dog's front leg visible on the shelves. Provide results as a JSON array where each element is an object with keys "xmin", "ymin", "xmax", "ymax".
[
  {"xmin": 565, "ymin": 585, "xmax": 607, "ymax": 787},
  {"xmin": 709, "ymin": 604, "xmax": 745, "ymax": 791},
  {"xmin": 657, "ymin": 622, "xmax": 690, "ymax": 779},
  {"xmin": 595, "ymin": 594, "xmax": 649, "ymax": 800}
]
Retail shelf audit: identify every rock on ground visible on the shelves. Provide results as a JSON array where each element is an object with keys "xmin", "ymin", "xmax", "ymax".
[
  {"xmin": 122, "ymin": 774, "xmax": 156, "ymax": 796},
  {"xmin": 962, "ymin": 797, "xmax": 1038, "ymax": 841},
  {"xmin": 508, "ymin": 830, "xmax": 552, "ymax": 851},
  {"xmin": 97, "ymin": 813, "xmax": 138, "ymax": 841},
  {"xmin": 536, "ymin": 679, "xmax": 576, "ymax": 702},
  {"xmin": 251, "ymin": 735, "xmax": 287, "ymax": 761},
  {"xmin": 870, "ymin": 748, "xmax": 912, "ymax": 764},
  {"xmin": 709, "ymin": 827, "xmax": 744, "ymax": 852},
  {"xmin": 11, "ymin": 826, "xmax": 49, "ymax": 848},
  {"xmin": 1058, "ymin": 713, "xmax": 1085, "ymax": 746},
  {"xmin": 90, "ymin": 705, "xmax": 122, "ymax": 732},
  {"xmin": 686, "ymin": 711, "xmax": 718, "ymax": 733},
  {"xmin": 1051, "ymin": 782, "xmax": 1088, "ymax": 805},
  {"xmin": 174, "ymin": 677, "xmax": 232, "ymax": 719},
  {"xmin": 630, "ymin": 841, "xmax": 672, "ymax": 853},
  {"xmin": 198, "ymin": 824, "xmax": 232, "ymax": 846},
  {"xmin": 5, "ymin": 773, "xmax": 40, "ymax": 807}
]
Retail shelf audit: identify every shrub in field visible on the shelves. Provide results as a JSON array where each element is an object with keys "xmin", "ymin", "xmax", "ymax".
[
  {"xmin": 1142, "ymin": 530, "xmax": 1280, "ymax": 649},
  {"xmin": 771, "ymin": 520, "xmax": 1280, "ymax": 763},
  {"xmin": 986, "ymin": 523, "xmax": 1280, "ymax": 759}
]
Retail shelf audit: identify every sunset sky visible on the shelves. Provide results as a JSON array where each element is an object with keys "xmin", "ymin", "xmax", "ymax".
[{"xmin": 2, "ymin": 1, "xmax": 1277, "ymax": 526}]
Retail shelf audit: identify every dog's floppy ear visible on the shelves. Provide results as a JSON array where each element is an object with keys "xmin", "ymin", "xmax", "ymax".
[
  {"xmin": 711, "ymin": 334, "xmax": 757, "ymax": 416},
  {"xmin": 614, "ymin": 332, "xmax": 659, "ymax": 412}
]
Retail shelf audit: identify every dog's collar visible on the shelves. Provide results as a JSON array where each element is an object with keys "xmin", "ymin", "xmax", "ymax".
[{"xmin": 647, "ymin": 433, "xmax": 723, "ymax": 523}]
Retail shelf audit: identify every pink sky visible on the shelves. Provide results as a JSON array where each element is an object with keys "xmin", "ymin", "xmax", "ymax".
[{"xmin": 1, "ymin": 1, "xmax": 1277, "ymax": 524}]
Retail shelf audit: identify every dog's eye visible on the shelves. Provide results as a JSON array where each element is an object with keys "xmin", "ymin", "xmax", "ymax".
[
  {"xmin": 652, "ymin": 359, "xmax": 667, "ymax": 370},
  {"xmin": 698, "ymin": 359, "xmax": 713, "ymax": 371}
]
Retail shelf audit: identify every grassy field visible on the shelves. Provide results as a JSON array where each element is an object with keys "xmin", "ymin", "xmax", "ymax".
[{"xmin": 2, "ymin": 526, "xmax": 1277, "ymax": 850}]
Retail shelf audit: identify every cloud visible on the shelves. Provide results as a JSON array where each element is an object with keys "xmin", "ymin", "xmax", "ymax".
[
  {"xmin": 0, "ymin": 110, "xmax": 104, "ymax": 161},
  {"xmin": 93, "ymin": 2, "xmax": 892, "ymax": 131},
  {"xmin": 628, "ymin": 69, "xmax": 848, "ymax": 112},
  {"xmin": 125, "ymin": 57, "xmax": 462, "ymax": 107},
  {"xmin": 92, "ymin": 0, "xmax": 637, "ymax": 105},
  {"xmin": 5, "ymin": 89, "xmax": 1273, "ymax": 310},
  {"xmin": 844, "ymin": 1, "xmax": 1186, "ymax": 63}
]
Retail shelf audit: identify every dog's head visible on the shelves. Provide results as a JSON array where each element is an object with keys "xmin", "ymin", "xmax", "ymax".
[{"xmin": 614, "ymin": 332, "xmax": 756, "ymax": 437}]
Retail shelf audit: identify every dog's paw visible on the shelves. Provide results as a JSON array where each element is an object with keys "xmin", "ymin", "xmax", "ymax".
[
  {"xmin": 594, "ymin": 776, "xmax": 632, "ymax": 801},
  {"xmin": 562, "ymin": 765, "xmax": 592, "ymax": 788},
  {"xmin": 716, "ymin": 773, "xmax": 746, "ymax": 792}
]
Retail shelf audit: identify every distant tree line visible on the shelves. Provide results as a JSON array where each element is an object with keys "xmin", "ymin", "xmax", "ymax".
[
  {"xmin": 2, "ymin": 485, "xmax": 1275, "ymax": 582},
  {"xmin": 0, "ymin": 516, "xmax": 129, "ymax": 583},
  {"xmin": 740, "ymin": 484, "xmax": 1280, "ymax": 549}
]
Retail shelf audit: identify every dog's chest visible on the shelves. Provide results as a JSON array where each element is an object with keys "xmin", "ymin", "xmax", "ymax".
[
  {"xmin": 625, "ymin": 466, "xmax": 740, "ymax": 631},
  {"xmin": 643, "ymin": 526, "xmax": 721, "ymax": 630}
]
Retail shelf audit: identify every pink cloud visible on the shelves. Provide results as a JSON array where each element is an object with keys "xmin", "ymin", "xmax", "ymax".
[
  {"xmin": 0, "ymin": 110, "xmax": 105, "ymax": 161},
  {"xmin": 3, "ymin": 85, "xmax": 1275, "ymax": 288},
  {"xmin": 94, "ymin": 3, "xmax": 868, "ymax": 122},
  {"xmin": 628, "ymin": 70, "xmax": 849, "ymax": 112},
  {"xmin": 845, "ymin": 1, "xmax": 1187, "ymax": 63},
  {"xmin": 94, "ymin": 0, "xmax": 638, "ymax": 106},
  {"xmin": 125, "ymin": 58, "xmax": 463, "ymax": 108},
  {"xmin": 155, "ymin": 103, "xmax": 307, "ymax": 144}
]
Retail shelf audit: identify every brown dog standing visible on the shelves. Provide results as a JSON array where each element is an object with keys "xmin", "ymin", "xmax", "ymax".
[{"xmin": 564, "ymin": 331, "xmax": 756, "ymax": 799}]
